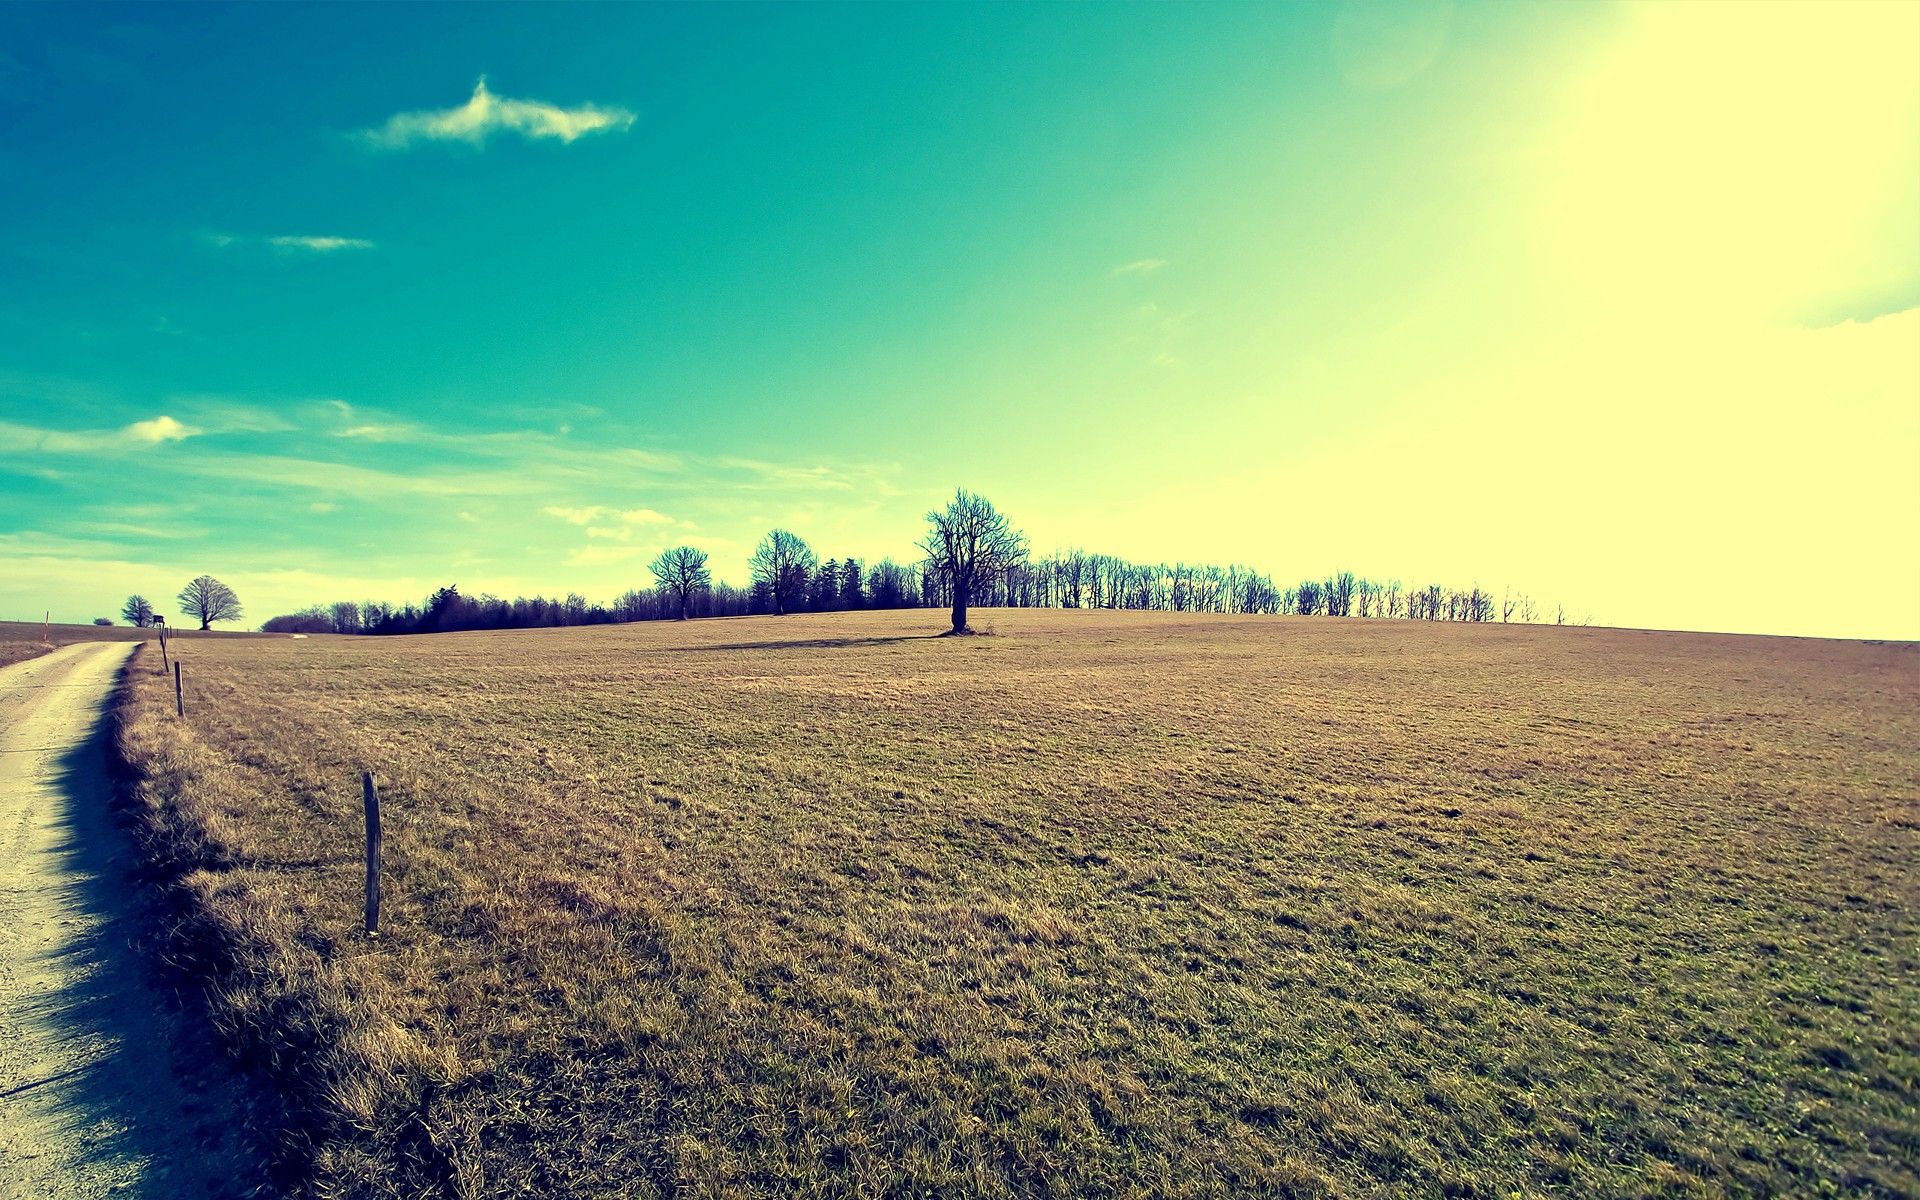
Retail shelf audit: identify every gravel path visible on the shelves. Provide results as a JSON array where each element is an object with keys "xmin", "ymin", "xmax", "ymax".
[{"xmin": 0, "ymin": 643, "xmax": 263, "ymax": 1200}]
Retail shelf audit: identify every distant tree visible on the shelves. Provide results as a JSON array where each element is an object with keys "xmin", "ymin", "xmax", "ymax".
[
  {"xmin": 613, "ymin": 588, "xmax": 652, "ymax": 622},
  {"xmin": 750, "ymin": 529, "xmax": 817, "ymax": 616},
  {"xmin": 329, "ymin": 601, "xmax": 361, "ymax": 634},
  {"xmin": 1467, "ymin": 586, "xmax": 1495, "ymax": 623},
  {"xmin": 262, "ymin": 609, "xmax": 331, "ymax": 634},
  {"xmin": 919, "ymin": 489, "xmax": 1027, "ymax": 635},
  {"xmin": 1327, "ymin": 571, "xmax": 1356, "ymax": 617},
  {"xmin": 1293, "ymin": 580, "xmax": 1323, "ymax": 616},
  {"xmin": 120, "ymin": 594, "xmax": 154, "ymax": 627},
  {"xmin": 177, "ymin": 575, "xmax": 242, "ymax": 630},
  {"xmin": 421, "ymin": 585, "xmax": 467, "ymax": 632},
  {"xmin": 809, "ymin": 558, "xmax": 841, "ymax": 611},
  {"xmin": 838, "ymin": 558, "xmax": 865, "ymax": 610},
  {"xmin": 649, "ymin": 545, "xmax": 711, "ymax": 620},
  {"xmin": 92, "ymin": 617, "xmax": 112, "ymax": 626},
  {"xmin": 1061, "ymin": 548, "xmax": 1089, "ymax": 608},
  {"xmin": 866, "ymin": 559, "xmax": 908, "ymax": 608}
]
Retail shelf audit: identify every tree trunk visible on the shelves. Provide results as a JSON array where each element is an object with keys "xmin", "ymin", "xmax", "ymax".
[
  {"xmin": 199, "ymin": 618, "xmax": 211, "ymax": 630},
  {"xmin": 950, "ymin": 578, "xmax": 970, "ymax": 634}
]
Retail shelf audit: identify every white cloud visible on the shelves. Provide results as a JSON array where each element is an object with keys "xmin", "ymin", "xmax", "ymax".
[
  {"xmin": 310, "ymin": 501, "xmax": 339, "ymax": 514},
  {"xmin": 0, "ymin": 415, "xmax": 200, "ymax": 452},
  {"xmin": 548, "ymin": 504, "xmax": 678, "ymax": 546},
  {"xmin": 544, "ymin": 504, "xmax": 673, "ymax": 527},
  {"xmin": 1110, "ymin": 259, "xmax": 1168, "ymax": 278},
  {"xmin": 122, "ymin": 415, "xmax": 198, "ymax": 444},
  {"xmin": 169, "ymin": 397, "xmax": 300, "ymax": 434},
  {"xmin": 266, "ymin": 235, "xmax": 375, "ymax": 253},
  {"xmin": 207, "ymin": 233, "xmax": 375, "ymax": 254},
  {"xmin": 361, "ymin": 78, "xmax": 635, "ymax": 149},
  {"xmin": 564, "ymin": 544, "xmax": 652, "ymax": 567},
  {"xmin": 717, "ymin": 457, "xmax": 859, "ymax": 491}
]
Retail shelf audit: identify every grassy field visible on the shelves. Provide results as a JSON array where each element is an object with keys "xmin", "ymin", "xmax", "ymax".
[
  {"xmin": 115, "ymin": 610, "xmax": 1917, "ymax": 1198},
  {"xmin": 0, "ymin": 619, "xmax": 271, "ymax": 670},
  {"xmin": 0, "ymin": 619, "xmax": 153, "ymax": 668}
]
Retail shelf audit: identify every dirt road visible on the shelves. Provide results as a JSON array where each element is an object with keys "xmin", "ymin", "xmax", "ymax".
[{"xmin": 0, "ymin": 644, "xmax": 262, "ymax": 1199}]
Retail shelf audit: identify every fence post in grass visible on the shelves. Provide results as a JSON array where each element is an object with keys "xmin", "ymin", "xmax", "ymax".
[
  {"xmin": 362, "ymin": 771, "xmax": 382, "ymax": 938},
  {"xmin": 173, "ymin": 661, "xmax": 184, "ymax": 718},
  {"xmin": 159, "ymin": 623, "xmax": 169, "ymax": 674}
]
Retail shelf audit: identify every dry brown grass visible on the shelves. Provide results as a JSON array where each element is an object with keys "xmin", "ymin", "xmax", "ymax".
[
  {"xmin": 0, "ymin": 619, "xmax": 150, "ymax": 668},
  {"xmin": 0, "ymin": 620, "xmax": 267, "ymax": 669},
  {"xmin": 114, "ymin": 610, "xmax": 1919, "ymax": 1198}
]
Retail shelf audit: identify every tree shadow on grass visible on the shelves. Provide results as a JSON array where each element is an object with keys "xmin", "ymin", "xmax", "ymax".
[
  {"xmin": 2, "ymin": 668, "xmax": 267, "ymax": 1199},
  {"xmin": 666, "ymin": 634, "xmax": 947, "ymax": 653}
]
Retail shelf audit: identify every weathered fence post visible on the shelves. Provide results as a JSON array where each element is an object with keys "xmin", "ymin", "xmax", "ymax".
[
  {"xmin": 362, "ymin": 771, "xmax": 382, "ymax": 938},
  {"xmin": 159, "ymin": 623, "xmax": 169, "ymax": 674},
  {"xmin": 173, "ymin": 661, "xmax": 184, "ymax": 717}
]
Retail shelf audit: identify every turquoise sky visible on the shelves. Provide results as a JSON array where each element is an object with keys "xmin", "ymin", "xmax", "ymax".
[{"xmin": 3, "ymin": 2, "xmax": 1916, "ymax": 637}]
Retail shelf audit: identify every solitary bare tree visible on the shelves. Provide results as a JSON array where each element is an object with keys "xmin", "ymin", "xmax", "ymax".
[
  {"xmin": 177, "ymin": 575, "xmax": 242, "ymax": 630},
  {"xmin": 649, "ymin": 545, "xmax": 712, "ymax": 619},
  {"xmin": 120, "ymin": 594, "xmax": 154, "ymax": 626},
  {"xmin": 750, "ymin": 529, "xmax": 816, "ymax": 615},
  {"xmin": 919, "ymin": 489, "xmax": 1027, "ymax": 634}
]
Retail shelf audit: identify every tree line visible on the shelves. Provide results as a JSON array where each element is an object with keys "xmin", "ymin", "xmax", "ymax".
[{"xmin": 253, "ymin": 490, "xmax": 1582, "ymax": 636}]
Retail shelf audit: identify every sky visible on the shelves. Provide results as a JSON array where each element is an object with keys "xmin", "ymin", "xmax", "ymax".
[{"xmin": 1, "ymin": 1, "xmax": 1915, "ymax": 639}]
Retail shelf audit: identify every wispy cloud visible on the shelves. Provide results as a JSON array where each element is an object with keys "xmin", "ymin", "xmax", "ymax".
[
  {"xmin": 267, "ymin": 235, "xmax": 375, "ymax": 253},
  {"xmin": 0, "ymin": 415, "xmax": 200, "ymax": 453},
  {"xmin": 207, "ymin": 233, "xmax": 375, "ymax": 255},
  {"xmin": 1110, "ymin": 258, "xmax": 1168, "ymax": 278},
  {"xmin": 544, "ymin": 505, "xmax": 673, "ymax": 528},
  {"xmin": 76, "ymin": 521, "xmax": 198, "ymax": 541},
  {"xmin": 564, "ymin": 544, "xmax": 654, "ymax": 567},
  {"xmin": 169, "ymin": 396, "xmax": 301, "ymax": 434},
  {"xmin": 360, "ymin": 78, "xmax": 635, "ymax": 149},
  {"xmin": 716, "ymin": 457, "xmax": 864, "ymax": 492},
  {"xmin": 170, "ymin": 453, "xmax": 543, "ymax": 499}
]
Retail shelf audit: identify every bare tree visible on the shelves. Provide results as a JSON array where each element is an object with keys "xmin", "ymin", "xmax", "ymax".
[
  {"xmin": 329, "ymin": 601, "xmax": 362, "ymax": 634},
  {"xmin": 750, "ymin": 529, "xmax": 816, "ymax": 616},
  {"xmin": 649, "ymin": 545, "xmax": 711, "ymax": 620},
  {"xmin": 120, "ymin": 594, "xmax": 154, "ymax": 626},
  {"xmin": 919, "ymin": 489, "xmax": 1027, "ymax": 634},
  {"xmin": 177, "ymin": 575, "xmax": 242, "ymax": 630}
]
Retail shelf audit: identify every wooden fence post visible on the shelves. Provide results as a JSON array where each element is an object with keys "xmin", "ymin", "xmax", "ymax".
[
  {"xmin": 159, "ymin": 623, "xmax": 169, "ymax": 674},
  {"xmin": 362, "ymin": 771, "xmax": 382, "ymax": 938},
  {"xmin": 173, "ymin": 661, "xmax": 184, "ymax": 718}
]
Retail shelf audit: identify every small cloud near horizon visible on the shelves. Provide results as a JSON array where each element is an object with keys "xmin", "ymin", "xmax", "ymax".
[
  {"xmin": 360, "ymin": 78, "xmax": 635, "ymax": 149},
  {"xmin": 1110, "ymin": 258, "xmax": 1168, "ymax": 278}
]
